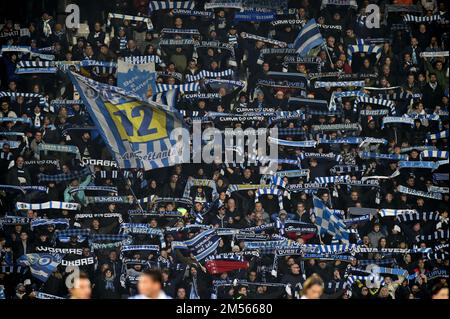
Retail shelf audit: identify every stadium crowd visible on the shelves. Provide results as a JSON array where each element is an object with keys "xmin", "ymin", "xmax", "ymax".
[{"xmin": 0, "ymin": 0, "xmax": 449, "ymax": 300}]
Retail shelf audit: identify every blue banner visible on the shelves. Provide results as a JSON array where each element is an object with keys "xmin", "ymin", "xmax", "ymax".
[{"xmin": 117, "ymin": 59, "xmax": 157, "ymax": 102}]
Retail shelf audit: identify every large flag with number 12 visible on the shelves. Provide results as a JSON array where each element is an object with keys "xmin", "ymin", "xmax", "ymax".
[{"xmin": 69, "ymin": 72, "xmax": 186, "ymax": 170}]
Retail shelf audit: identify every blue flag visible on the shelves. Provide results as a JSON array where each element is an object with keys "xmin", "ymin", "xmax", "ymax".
[
  {"xmin": 292, "ymin": 19, "xmax": 324, "ymax": 56},
  {"xmin": 18, "ymin": 253, "xmax": 63, "ymax": 282},
  {"xmin": 68, "ymin": 72, "xmax": 186, "ymax": 170},
  {"xmin": 313, "ymin": 196, "xmax": 350, "ymax": 244},
  {"xmin": 117, "ymin": 59, "xmax": 157, "ymax": 101},
  {"xmin": 172, "ymin": 228, "xmax": 220, "ymax": 261}
]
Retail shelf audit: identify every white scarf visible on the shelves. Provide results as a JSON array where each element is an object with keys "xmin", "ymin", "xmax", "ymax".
[{"xmin": 43, "ymin": 19, "xmax": 52, "ymax": 37}]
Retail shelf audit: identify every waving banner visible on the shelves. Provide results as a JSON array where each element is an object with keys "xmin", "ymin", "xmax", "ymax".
[
  {"xmin": 117, "ymin": 58, "xmax": 157, "ymax": 102},
  {"xmin": 69, "ymin": 72, "xmax": 186, "ymax": 170}
]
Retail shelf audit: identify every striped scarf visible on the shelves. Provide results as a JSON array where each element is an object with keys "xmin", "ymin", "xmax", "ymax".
[
  {"xmin": 15, "ymin": 61, "xmax": 57, "ymax": 74},
  {"xmin": 156, "ymin": 82, "xmax": 199, "ymax": 93},
  {"xmin": 107, "ymin": 13, "xmax": 153, "ymax": 30},
  {"xmin": 403, "ymin": 14, "xmax": 444, "ymax": 23},
  {"xmin": 314, "ymin": 175, "xmax": 350, "ymax": 184},
  {"xmin": 183, "ymin": 178, "xmax": 219, "ymax": 200},
  {"xmin": 149, "ymin": 1, "xmax": 195, "ymax": 12},
  {"xmin": 396, "ymin": 212, "xmax": 441, "ymax": 223},
  {"xmin": 416, "ymin": 230, "xmax": 449, "ymax": 242},
  {"xmin": 0, "ymin": 91, "xmax": 48, "ymax": 109},
  {"xmin": 228, "ymin": 33, "xmax": 238, "ymax": 46},
  {"xmin": 330, "ymin": 164, "xmax": 367, "ymax": 175},
  {"xmin": 354, "ymin": 96, "xmax": 396, "ymax": 115},
  {"xmin": 347, "ymin": 43, "xmax": 382, "ymax": 65},
  {"xmin": 379, "ymin": 209, "xmax": 417, "ymax": 217},
  {"xmin": 328, "ymin": 90, "xmax": 367, "ymax": 110},
  {"xmin": 427, "ymin": 130, "xmax": 449, "ymax": 141},
  {"xmin": 124, "ymin": 55, "xmax": 163, "ymax": 65},
  {"xmin": 185, "ymin": 69, "xmax": 234, "ymax": 82},
  {"xmin": 254, "ymin": 188, "xmax": 284, "ymax": 209}
]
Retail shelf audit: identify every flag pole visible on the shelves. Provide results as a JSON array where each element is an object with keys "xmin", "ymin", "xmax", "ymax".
[{"xmin": 322, "ymin": 42, "xmax": 334, "ymax": 67}]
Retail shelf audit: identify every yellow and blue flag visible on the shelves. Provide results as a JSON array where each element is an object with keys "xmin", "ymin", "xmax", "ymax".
[{"xmin": 68, "ymin": 72, "xmax": 186, "ymax": 169}]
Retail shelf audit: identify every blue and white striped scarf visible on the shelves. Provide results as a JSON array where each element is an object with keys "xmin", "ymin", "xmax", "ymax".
[
  {"xmin": 107, "ymin": 13, "xmax": 153, "ymax": 30},
  {"xmin": 347, "ymin": 43, "xmax": 382, "ymax": 65},
  {"xmin": 156, "ymin": 82, "xmax": 199, "ymax": 93},
  {"xmin": 270, "ymin": 176, "xmax": 287, "ymax": 188},
  {"xmin": 186, "ymin": 69, "xmax": 234, "ymax": 82},
  {"xmin": 149, "ymin": 1, "xmax": 195, "ymax": 12},
  {"xmin": 379, "ymin": 209, "xmax": 417, "ymax": 217},
  {"xmin": 354, "ymin": 96, "xmax": 396, "ymax": 115},
  {"xmin": 396, "ymin": 212, "xmax": 440, "ymax": 223},
  {"xmin": 314, "ymin": 175, "xmax": 350, "ymax": 184},
  {"xmin": 15, "ymin": 61, "xmax": 57, "ymax": 74},
  {"xmin": 415, "ymin": 230, "xmax": 449, "ymax": 242},
  {"xmin": 0, "ymin": 91, "xmax": 48, "ymax": 109},
  {"xmin": 183, "ymin": 178, "xmax": 219, "ymax": 200},
  {"xmin": 124, "ymin": 55, "xmax": 163, "ymax": 65},
  {"xmin": 403, "ymin": 14, "xmax": 444, "ymax": 23},
  {"xmin": 329, "ymin": 90, "xmax": 367, "ymax": 111},
  {"xmin": 254, "ymin": 188, "xmax": 284, "ymax": 209},
  {"xmin": 427, "ymin": 130, "xmax": 449, "ymax": 141},
  {"xmin": 330, "ymin": 164, "xmax": 367, "ymax": 175}
]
